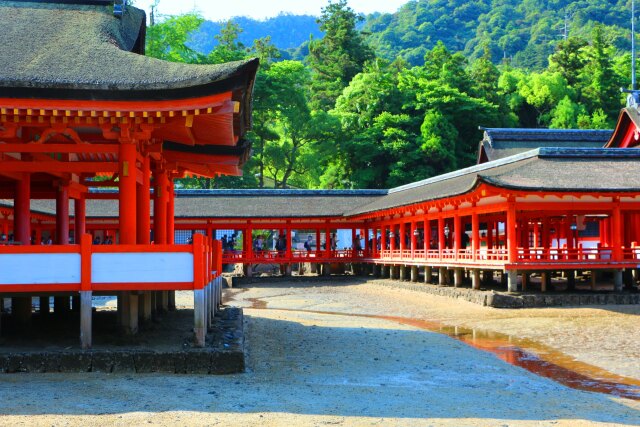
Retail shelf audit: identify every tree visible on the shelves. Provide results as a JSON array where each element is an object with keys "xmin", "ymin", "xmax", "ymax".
[
  {"xmin": 579, "ymin": 24, "xmax": 624, "ymax": 124},
  {"xmin": 258, "ymin": 61, "xmax": 334, "ymax": 188},
  {"xmin": 548, "ymin": 37, "xmax": 588, "ymax": 86},
  {"xmin": 145, "ymin": 13, "xmax": 204, "ymax": 63},
  {"xmin": 307, "ymin": 0, "xmax": 374, "ymax": 110},
  {"xmin": 205, "ymin": 20, "xmax": 247, "ymax": 64}
]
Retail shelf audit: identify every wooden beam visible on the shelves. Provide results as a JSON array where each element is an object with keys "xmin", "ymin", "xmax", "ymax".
[
  {"xmin": 0, "ymin": 143, "xmax": 120, "ymax": 154},
  {"xmin": 0, "ymin": 161, "xmax": 118, "ymax": 173}
]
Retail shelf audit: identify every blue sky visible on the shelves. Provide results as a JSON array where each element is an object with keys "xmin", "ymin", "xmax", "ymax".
[{"xmin": 135, "ymin": 0, "xmax": 407, "ymax": 21}]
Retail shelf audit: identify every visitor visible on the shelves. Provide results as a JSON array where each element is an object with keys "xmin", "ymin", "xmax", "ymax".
[{"xmin": 304, "ymin": 235, "xmax": 313, "ymax": 254}]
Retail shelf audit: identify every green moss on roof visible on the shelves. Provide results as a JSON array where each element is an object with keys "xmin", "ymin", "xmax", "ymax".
[{"xmin": 0, "ymin": 1, "xmax": 258, "ymax": 95}]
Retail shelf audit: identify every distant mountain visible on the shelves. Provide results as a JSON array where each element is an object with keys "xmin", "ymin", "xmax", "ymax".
[
  {"xmin": 363, "ymin": 0, "xmax": 631, "ymax": 69},
  {"xmin": 188, "ymin": 1, "xmax": 633, "ymax": 71},
  {"xmin": 189, "ymin": 14, "xmax": 324, "ymax": 54}
]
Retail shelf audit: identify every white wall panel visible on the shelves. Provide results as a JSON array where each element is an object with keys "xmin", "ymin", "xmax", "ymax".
[
  {"xmin": 91, "ymin": 252, "xmax": 194, "ymax": 283},
  {"xmin": 0, "ymin": 254, "xmax": 81, "ymax": 285}
]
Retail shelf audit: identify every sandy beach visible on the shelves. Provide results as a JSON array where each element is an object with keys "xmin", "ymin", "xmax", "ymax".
[{"xmin": 1, "ymin": 278, "xmax": 639, "ymax": 426}]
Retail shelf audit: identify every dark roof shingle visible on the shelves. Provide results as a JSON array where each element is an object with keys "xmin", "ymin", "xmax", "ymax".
[
  {"xmin": 0, "ymin": 1, "xmax": 258, "ymax": 100},
  {"xmin": 478, "ymin": 128, "xmax": 612, "ymax": 163}
]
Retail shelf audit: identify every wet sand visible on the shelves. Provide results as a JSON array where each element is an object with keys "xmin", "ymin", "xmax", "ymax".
[{"xmin": 1, "ymin": 278, "xmax": 639, "ymax": 426}]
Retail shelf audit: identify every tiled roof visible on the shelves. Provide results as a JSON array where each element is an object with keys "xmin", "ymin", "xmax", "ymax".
[
  {"xmin": 347, "ymin": 148, "xmax": 640, "ymax": 216},
  {"xmin": 478, "ymin": 128, "xmax": 611, "ymax": 163}
]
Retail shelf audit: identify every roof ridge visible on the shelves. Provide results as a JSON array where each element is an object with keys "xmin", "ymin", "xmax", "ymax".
[{"xmin": 389, "ymin": 149, "xmax": 542, "ymax": 194}]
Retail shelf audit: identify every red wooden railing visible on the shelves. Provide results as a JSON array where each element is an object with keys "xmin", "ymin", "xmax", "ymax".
[
  {"xmin": 0, "ymin": 233, "xmax": 222, "ymax": 293},
  {"xmin": 221, "ymin": 245, "xmax": 633, "ymax": 267}
]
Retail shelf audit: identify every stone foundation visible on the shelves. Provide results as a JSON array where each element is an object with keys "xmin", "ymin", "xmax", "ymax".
[
  {"xmin": 373, "ymin": 280, "xmax": 640, "ymax": 308},
  {"xmin": 0, "ymin": 307, "xmax": 244, "ymax": 374}
]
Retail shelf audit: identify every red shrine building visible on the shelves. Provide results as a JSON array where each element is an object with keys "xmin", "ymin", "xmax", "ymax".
[
  {"xmin": 1, "ymin": 1, "xmax": 640, "ymax": 350},
  {"xmin": 0, "ymin": 1, "xmax": 257, "ymax": 347}
]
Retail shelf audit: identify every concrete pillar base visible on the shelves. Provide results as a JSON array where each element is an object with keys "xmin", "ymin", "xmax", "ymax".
[
  {"xmin": 507, "ymin": 270, "xmax": 518, "ymax": 292},
  {"xmin": 80, "ymin": 291, "xmax": 92, "ymax": 350},
  {"xmin": 323, "ymin": 263, "xmax": 331, "ymax": 276},
  {"xmin": 614, "ymin": 270, "xmax": 624, "ymax": 292},
  {"xmin": 140, "ymin": 292, "xmax": 153, "ymax": 323},
  {"xmin": 245, "ymin": 264, "xmax": 253, "ymax": 278},
  {"xmin": 591, "ymin": 271, "xmax": 597, "ymax": 290},
  {"xmin": 438, "ymin": 267, "xmax": 447, "ymax": 286},
  {"xmin": 471, "ymin": 269, "xmax": 481, "ymax": 290},
  {"xmin": 194, "ymin": 288, "xmax": 206, "ymax": 347},
  {"xmin": 425, "ymin": 266, "xmax": 432, "ymax": 283},
  {"xmin": 521, "ymin": 272, "xmax": 529, "ymax": 292},
  {"xmin": 454, "ymin": 268, "xmax": 463, "ymax": 287},
  {"xmin": 120, "ymin": 292, "xmax": 139, "ymax": 335},
  {"xmin": 541, "ymin": 272, "xmax": 548, "ymax": 293},
  {"xmin": 398, "ymin": 266, "xmax": 406, "ymax": 281},
  {"xmin": 410, "ymin": 266, "xmax": 418, "ymax": 282}
]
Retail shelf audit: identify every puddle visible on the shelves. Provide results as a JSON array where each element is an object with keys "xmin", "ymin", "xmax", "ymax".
[{"xmin": 245, "ymin": 297, "xmax": 640, "ymax": 400}]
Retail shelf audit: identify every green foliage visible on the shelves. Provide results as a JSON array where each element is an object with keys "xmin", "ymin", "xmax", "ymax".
[
  {"xmin": 148, "ymin": 1, "xmax": 632, "ymax": 192},
  {"xmin": 146, "ymin": 13, "xmax": 204, "ymax": 63},
  {"xmin": 307, "ymin": 0, "xmax": 375, "ymax": 110}
]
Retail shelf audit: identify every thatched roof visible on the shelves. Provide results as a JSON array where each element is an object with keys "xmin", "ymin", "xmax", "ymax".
[
  {"xmin": 0, "ymin": 1, "xmax": 259, "ymax": 101},
  {"xmin": 478, "ymin": 128, "xmax": 611, "ymax": 163}
]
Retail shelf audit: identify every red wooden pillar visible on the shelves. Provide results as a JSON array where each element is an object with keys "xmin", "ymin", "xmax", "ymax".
[
  {"xmin": 154, "ymin": 167, "xmax": 168, "ymax": 244},
  {"xmin": 136, "ymin": 154, "xmax": 151, "ymax": 244},
  {"xmin": 56, "ymin": 184, "xmax": 69, "ymax": 245},
  {"xmin": 565, "ymin": 216, "xmax": 574, "ymax": 252},
  {"xmin": 423, "ymin": 220, "xmax": 428, "ymax": 250},
  {"xmin": 487, "ymin": 220, "xmax": 493, "ymax": 250},
  {"xmin": 286, "ymin": 227, "xmax": 292, "ymax": 260},
  {"xmin": 246, "ymin": 227, "xmax": 254, "ymax": 259},
  {"xmin": 315, "ymin": 228, "xmax": 321, "ymax": 254},
  {"xmin": 410, "ymin": 221, "xmax": 417, "ymax": 254},
  {"xmin": 351, "ymin": 227, "xmax": 357, "ymax": 252},
  {"xmin": 167, "ymin": 183, "xmax": 175, "ymax": 244},
  {"xmin": 438, "ymin": 217, "xmax": 445, "ymax": 255},
  {"xmin": 380, "ymin": 225, "xmax": 387, "ymax": 253},
  {"xmin": 119, "ymin": 142, "xmax": 137, "ymax": 245},
  {"xmin": 34, "ymin": 226, "xmax": 41, "ymax": 246},
  {"xmin": 454, "ymin": 214, "xmax": 461, "ymax": 252},
  {"xmin": 612, "ymin": 202, "xmax": 622, "ymax": 260},
  {"xmin": 507, "ymin": 203, "xmax": 517, "ymax": 263},
  {"xmin": 542, "ymin": 216, "xmax": 550, "ymax": 255},
  {"xmin": 533, "ymin": 221, "xmax": 540, "ymax": 247},
  {"xmin": 399, "ymin": 222, "xmax": 405, "ymax": 251},
  {"xmin": 14, "ymin": 173, "xmax": 31, "ymax": 245},
  {"xmin": 372, "ymin": 227, "xmax": 378, "ymax": 256},
  {"xmin": 623, "ymin": 213, "xmax": 632, "ymax": 249},
  {"xmin": 472, "ymin": 211, "xmax": 479, "ymax": 261},
  {"xmin": 75, "ymin": 197, "xmax": 86, "ymax": 240},
  {"xmin": 325, "ymin": 226, "xmax": 331, "ymax": 257}
]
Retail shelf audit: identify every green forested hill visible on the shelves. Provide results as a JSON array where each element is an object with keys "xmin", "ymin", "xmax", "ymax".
[
  {"xmin": 364, "ymin": 0, "xmax": 631, "ymax": 68},
  {"xmin": 189, "ymin": 14, "xmax": 323, "ymax": 54},
  {"xmin": 150, "ymin": 0, "xmax": 635, "ymax": 191},
  {"xmin": 190, "ymin": 1, "xmax": 632, "ymax": 70}
]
